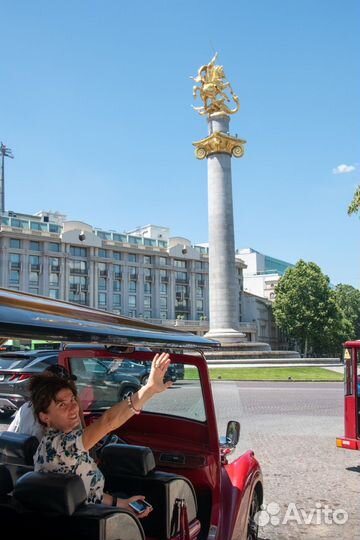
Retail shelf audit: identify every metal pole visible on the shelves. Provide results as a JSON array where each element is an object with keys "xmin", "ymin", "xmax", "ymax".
[{"xmin": 0, "ymin": 143, "xmax": 14, "ymax": 213}]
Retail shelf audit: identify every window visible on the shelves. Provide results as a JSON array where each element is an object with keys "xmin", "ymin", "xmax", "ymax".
[
  {"xmin": 49, "ymin": 242, "xmax": 60, "ymax": 252},
  {"xmin": 29, "ymin": 255, "xmax": 40, "ymax": 270},
  {"xmin": 10, "ymin": 239, "xmax": 21, "ymax": 249},
  {"xmin": 113, "ymin": 264, "xmax": 122, "ymax": 279},
  {"xmin": 160, "ymin": 297, "xmax": 167, "ymax": 308},
  {"xmin": 30, "ymin": 241, "xmax": 41, "ymax": 251},
  {"xmin": 160, "ymin": 269, "xmax": 168, "ymax": 282},
  {"xmin": 49, "ymin": 273, "xmax": 59, "ymax": 286},
  {"xmin": 29, "ymin": 288, "xmax": 39, "ymax": 295},
  {"xmin": 49, "ymin": 289, "xmax": 60, "ymax": 300},
  {"xmin": 144, "ymin": 310, "xmax": 152, "ymax": 319},
  {"xmin": 129, "ymin": 266, "xmax": 137, "ymax": 279},
  {"xmin": 98, "ymin": 292, "xmax": 107, "ymax": 307},
  {"xmin": 98, "ymin": 277, "xmax": 107, "ymax": 290},
  {"xmin": 159, "ymin": 256, "xmax": 168, "ymax": 266},
  {"xmin": 10, "ymin": 254, "xmax": 21, "ymax": 268},
  {"xmin": 10, "ymin": 270, "xmax": 20, "ymax": 283},
  {"xmin": 144, "ymin": 255, "xmax": 152, "ymax": 265},
  {"xmin": 69, "ymin": 260, "xmax": 87, "ymax": 274},
  {"xmin": 113, "ymin": 252, "xmax": 121, "ymax": 260},
  {"xmin": 160, "ymin": 283, "xmax": 167, "ymax": 294},
  {"xmin": 144, "ymin": 268, "xmax": 152, "ymax": 280},
  {"xmin": 196, "ymin": 299, "xmax": 204, "ymax": 311},
  {"xmin": 113, "ymin": 294, "xmax": 121, "ymax": 308},
  {"xmin": 128, "ymin": 236, "xmax": 142, "ymax": 245},
  {"xmin": 196, "ymin": 287, "xmax": 204, "ymax": 297},
  {"xmin": 175, "ymin": 271, "xmax": 187, "ymax": 281},
  {"xmin": 128, "ymin": 253, "xmax": 137, "ymax": 262},
  {"xmin": 128, "ymin": 295, "xmax": 136, "ymax": 308},
  {"xmin": 160, "ymin": 311, "xmax": 167, "ymax": 319},
  {"xmin": 144, "ymin": 296, "xmax": 151, "ymax": 308},
  {"xmin": 113, "ymin": 280, "xmax": 121, "ymax": 292},
  {"xmin": 70, "ymin": 246, "xmax": 87, "ymax": 257},
  {"xmin": 50, "ymin": 257, "xmax": 60, "ymax": 272},
  {"xmin": 144, "ymin": 282, "xmax": 152, "ymax": 294},
  {"xmin": 98, "ymin": 248, "xmax": 108, "ymax": 258},
  {"xmin": 129, "ymin": 281, "xmax": 137, "ymax": 293},
  {"xmin": 174, "ymin": 259, "xmax": 186, "ymax": 268},
  {"xmin": 98, "ymin": 262, "xmax": 107, "ymax": 276}
]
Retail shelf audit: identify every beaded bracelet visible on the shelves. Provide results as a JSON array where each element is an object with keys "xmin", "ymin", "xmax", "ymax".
[{"xmin": 127, "ymin": 394, "xmax": 141, "ymax": 415}]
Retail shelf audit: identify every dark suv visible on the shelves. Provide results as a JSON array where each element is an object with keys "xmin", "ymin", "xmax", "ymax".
[{"xmin": 0, "ymin": 350, "xmax": 142, "ymax": 418}]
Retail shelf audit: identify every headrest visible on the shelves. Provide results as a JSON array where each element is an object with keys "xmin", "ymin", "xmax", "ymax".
[
  {"xmin": 0, "ymin": 432, "xmax": 39, "ymax": 466},
  {"xmin": 101, "ymin": 444, "xmax": 156, "ymax": 476},
  {"xmin": 14, "ymin": 472, "xmax": 87, "ymax": 515},
  {"xmin": 0, "ymin": 464, "xmax": 13, "ymax": 496}
]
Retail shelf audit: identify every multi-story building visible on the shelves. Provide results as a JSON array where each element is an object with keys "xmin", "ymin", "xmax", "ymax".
[
  {"xmin": 0, "ymin": 211, "xmax": 247, "ymax": 330},
  {"xmin": 236, "ymin": 247, "xmax": 294, "ymax": 301}
]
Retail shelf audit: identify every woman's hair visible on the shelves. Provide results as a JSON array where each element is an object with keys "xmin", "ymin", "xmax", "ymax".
[{"xmin": 30, "ymin": 373, "xmax": 78, "ymax": 425}]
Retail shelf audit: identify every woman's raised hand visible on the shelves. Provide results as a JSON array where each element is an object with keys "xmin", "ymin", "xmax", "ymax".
[{"xmin": 145, "ymin": 352, "xmax": 173, "ymax": 394}]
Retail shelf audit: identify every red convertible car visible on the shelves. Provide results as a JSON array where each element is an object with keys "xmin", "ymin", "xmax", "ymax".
[{"xmin": 0, "ymin": 288, "xmax": 263, "ymax": 540}]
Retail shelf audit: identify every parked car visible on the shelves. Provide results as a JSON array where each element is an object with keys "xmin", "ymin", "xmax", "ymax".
[{"xmin": 0, "ymin": 350, "xmax": 142, "ymax": 418}]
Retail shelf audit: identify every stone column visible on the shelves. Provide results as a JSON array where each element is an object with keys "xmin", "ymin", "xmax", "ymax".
[{"xmin": 203, "ymin": 113, "xmax": 245, "ymax": 342}]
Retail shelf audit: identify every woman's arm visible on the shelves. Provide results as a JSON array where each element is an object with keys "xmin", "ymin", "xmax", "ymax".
[{"xmin": 82, "ymin": 352, "xmax": 171, "ymax": 451}]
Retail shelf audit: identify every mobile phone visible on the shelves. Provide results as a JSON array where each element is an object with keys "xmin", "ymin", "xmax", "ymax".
[{"xmin": 128, "ymin": 499, "xmax": 152, "ymax": 513}]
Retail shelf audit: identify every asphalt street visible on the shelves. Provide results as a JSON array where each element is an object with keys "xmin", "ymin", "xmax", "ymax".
[{"xmin": 212, "ymin": 381, "xmax": 359, "ymax": 540}]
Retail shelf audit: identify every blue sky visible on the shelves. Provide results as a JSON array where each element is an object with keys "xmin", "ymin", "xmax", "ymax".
[{"xmin": 1, "ymin": 0, "xmax": 359, "ymax": 287}]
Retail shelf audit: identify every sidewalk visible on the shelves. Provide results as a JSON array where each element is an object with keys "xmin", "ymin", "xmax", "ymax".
[{"xmin": 206, "ymin": 359, "xmax": 344, "ymax": 369}]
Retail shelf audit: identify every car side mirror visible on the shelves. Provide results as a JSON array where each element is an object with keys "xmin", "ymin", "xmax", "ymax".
[{"xmin": 220, "ymin": 420, "xmax": 240, "ymax": 450}]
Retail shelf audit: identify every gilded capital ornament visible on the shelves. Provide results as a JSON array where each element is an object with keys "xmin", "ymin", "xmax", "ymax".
[{"xmin": 192, "ymin": 132, "xmax": 246, "ymax": 160}]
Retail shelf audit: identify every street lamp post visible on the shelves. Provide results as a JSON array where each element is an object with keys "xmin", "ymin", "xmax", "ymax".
[{"xmin": 0, "ymin": 142, "xmax": 14, "ymax": 213}]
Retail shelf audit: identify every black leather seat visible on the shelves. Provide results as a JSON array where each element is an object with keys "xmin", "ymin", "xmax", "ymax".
[
  {"xmin": 0, "ymin": 431, "xmax": 38, "ymax": 484},
  {"xmin": 13, "ymin": 471, "xmax": 145, "ymax": 540},
  {"xmin": 101, "ymin": 444, "xmax": 200, "ymax": 540}
]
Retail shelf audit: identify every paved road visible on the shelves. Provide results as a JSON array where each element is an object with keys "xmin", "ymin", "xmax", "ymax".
[{"xmin": 212, "ymin": 381, "xmax": 360, "ymax": 540}]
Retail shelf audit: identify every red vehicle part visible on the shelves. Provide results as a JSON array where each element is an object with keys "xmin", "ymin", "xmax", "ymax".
[
  {"xmin": 59, "ymin": 349, "xmax": 263, "ymax": 540},
  {"xmin": 336, "ymin": 342, "xmax": 360, "ymax": 451}
]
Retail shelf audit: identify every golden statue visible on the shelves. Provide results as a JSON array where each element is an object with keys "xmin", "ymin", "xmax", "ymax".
[{"xmin": 191, "ymin": 53, "xmax": 240, "ymax": 116}]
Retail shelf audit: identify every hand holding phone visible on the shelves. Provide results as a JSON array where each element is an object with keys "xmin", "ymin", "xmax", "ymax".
[{"xmin": 128, "ymin": 498, "xmax": 153, "ymax": 514}]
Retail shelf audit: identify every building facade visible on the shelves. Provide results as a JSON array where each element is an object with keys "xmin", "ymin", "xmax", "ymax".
[{"xmin": 0, "ymin": 211, "xmax": 248, "ymax": 330}]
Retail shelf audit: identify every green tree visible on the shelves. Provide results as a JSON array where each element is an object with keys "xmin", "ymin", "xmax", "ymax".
[
  {"xmin": 273, "ymin": 260, "xmax": 337, "ymax": 356},
  {"xmin": 347, "ymin": 184, "xmax": 360, "ymax": 216},
  {"xmin": 333, "ymin": 284, "xmax": 360, "ymax": 339}
]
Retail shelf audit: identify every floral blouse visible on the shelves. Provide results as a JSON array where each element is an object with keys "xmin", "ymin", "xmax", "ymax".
[{"xmin": 34, "ymin": 427, "xmax": 104, "ymax": 504}]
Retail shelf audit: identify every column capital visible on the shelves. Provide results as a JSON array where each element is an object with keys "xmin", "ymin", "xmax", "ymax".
[{"xmin": 192, "ymin": 132, "xmax": 246, "ymax": 160}]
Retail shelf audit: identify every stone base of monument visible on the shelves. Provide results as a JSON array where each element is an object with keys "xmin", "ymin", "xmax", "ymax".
[
  {"xmin": 204, "ymin": 328, "xmax": 250, "ymax": 344},
  {"xmin": 204, "ymin": 346, "xmax": 301, "ymax": 362}
]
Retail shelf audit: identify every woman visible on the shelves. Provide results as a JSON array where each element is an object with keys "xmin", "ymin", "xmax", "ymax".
[{"xmin": 31, "ymin": 352, "xmax": 172, "ymax": 517}]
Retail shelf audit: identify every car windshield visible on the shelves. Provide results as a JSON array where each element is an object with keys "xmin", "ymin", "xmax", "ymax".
[{"xmin": 69, "ymin": 356, "xmax": 206, "ymax": 422}]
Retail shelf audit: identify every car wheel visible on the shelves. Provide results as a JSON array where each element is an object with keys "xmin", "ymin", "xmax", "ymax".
[
  {"xmin": 140, "ymin": 375, "xmax": 149, "ymax": 385},
  {"xmin": 247, "ymin": 489, "xmax": 260, "ymax": 540},
  {"xmin": 118, "ymin": 386, "xmax": 137, "ymax": 401}
]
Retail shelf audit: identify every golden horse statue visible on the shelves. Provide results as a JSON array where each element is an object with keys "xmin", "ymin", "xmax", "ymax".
[{"xmin": 191, "ymin": 53, "xmax": 240, "ymax": 116}]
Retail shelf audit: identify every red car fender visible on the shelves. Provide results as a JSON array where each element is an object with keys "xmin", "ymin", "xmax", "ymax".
[{"xmin": 218, "ymin": 450, "xmax": 263, "ymax": 540}]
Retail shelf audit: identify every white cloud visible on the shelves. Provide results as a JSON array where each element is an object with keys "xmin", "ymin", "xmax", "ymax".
[{"xmin": 333, "ymin": 164, "xmax": 356, "ymax": 174}]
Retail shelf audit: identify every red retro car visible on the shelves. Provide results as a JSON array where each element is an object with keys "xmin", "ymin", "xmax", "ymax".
[{"xmin": 0, "ymin": 289, "xmax": 263, "ymax": 540}]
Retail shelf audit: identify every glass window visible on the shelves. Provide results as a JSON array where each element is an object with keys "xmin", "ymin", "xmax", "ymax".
[
  {"xmin": 160, "ymin": 283, "xmax": 167, "ymax": 294},
  {"xmin": 70, "ymin": 246, "xmax": 87, "ymax": 257},
  {"xmin": 10, "ymin": 239, "xmax": 21, "ymax": 249},
  {"xmin": 98, "ymin": 292, "xmax": 107, "ymax": 306},
  {"xmin": 144, "ymin": 238, "xmax": 156, "ymax": 246},
  {"xmin": 128, "ymin": 253, "xmax": 137, "ymax": 262},
  {"xmin": 129, "ymin": 266, "xmax": 137, "ymax": 278},
  {"xmin": 196, "ymin": 287, "xmax": 204, "ymax": 297},
  {"xmin": 144, "ymin": 268, "xmax": 152, "ymax": 279},
  {"xmin": 196, "ymin": 299, "xmax": 204, "ymax": 311},
  {"xmin": 144, "ymin": 255, "xmax": 152, "ymax": 265},
  {"xmin": 144, "ymin": 310, "xmax": 152, "ymax": 319},
  {"xmin": 143, "ymin": 365, "xmax": 205, "ymax": 421},
  {"xmin": 113, "ymin": 293, "xmax": 121, "ymax": 307},
  {"xmin": 159, "ymin": 256, "xmax": 168, "ymax": 266},
  {"xmin": 98, "ymin": 277, "xmax": 107, "ymax": 290},
  {"xmin": 129, "ymin": 281, "xmax": 137, "ymax": 292},
  {"xmin": 160, "ymin": 297, "xmax": 167, "ymax": 308},
  {"xmin": 29, "ymin": 287, "xmax": 39, "ymax": 295},
  {"xmin": 10, "ymin": 270, "xmax": 20, "ymax": 283},
  {"xmin": 160, "ymin": 311, "xmax": 167, "ymax": 319},
  {"xmin": 128, "ymin": 236, "xmax": 142, "ymax": 245},
  {"xmin": 144, "ymin": 282, "xmax": 152, "ymax": 294},
  {"xmin": 160, "ymin": 269, "xmax": 168, "ymax": 280},
  {"xmin": 176, "ymin": 271, "xmax": 187, "ymax": 281},
  {"xmin": 30, "ymin": 222, "xmax": 47, "ymax": 232},
  {"xmin": 49, "ymin": 273, "xmax": 59, "ymax": 286},
  {"xmin": 113, "ymin": 252, "xmax": 121, "ymax": 260},
  {"xmin": 113, "ymin": 280, "xmax": 121, "ymax": 292},
  {"xmin": 49, "ymin": 289, "xmax": 60, "ymax": 300},
  {"xmin": 69, "ymin": 260, "xmax": 87, "ymax": 273},
  {"xmin": 144, "ymin": 296, "xmax": 151, "ymax": 308},
  {"xmin": 49, "ymin": 224, "xmax": 61, "ymax": 233},
  {"xmin": 49, "ymin": 242, "xmax": 60, "ymax": 252},
  {"xmin": 29, "ymin": 255, "xmax": 40, "ymax": 268},
  {"xmin": 98, "ymin": 248, "xmax": 108, "ymax": 258},
  {"xmin": 113, "ymin": 233, "xmax": 127, "ymax": 243},
  {"xmin": 128, "ymin": 295, "xmax": 136, "ymax": 308},
  {"xmin": 10, "ymin": 253, "xmax": 21, "ymax": 267},
  {"xmin": 30, "ymin": 241, "xmax": 41, "ymax": 251},
  {"xmin": 113, "ymin": 264, "xmax": 122, "ymax": 279},
  {"xmin": 174, "ymin": 259, "xmax": 186, "ymax": 268}
]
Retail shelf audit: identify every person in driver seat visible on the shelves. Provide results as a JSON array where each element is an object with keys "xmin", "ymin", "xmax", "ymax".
[{"xmin": 30, "ymin": 352, "xmax": 172, "ymax": 517}]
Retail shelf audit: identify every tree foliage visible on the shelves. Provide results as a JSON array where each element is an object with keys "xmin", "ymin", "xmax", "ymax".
[
  {"xmin": 273, "ymin": 260, "xmax": 347, "ymax": 356},
  {"xmin": 347, "ymin": 184, "xmax": 360, "ymax": 216}
]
